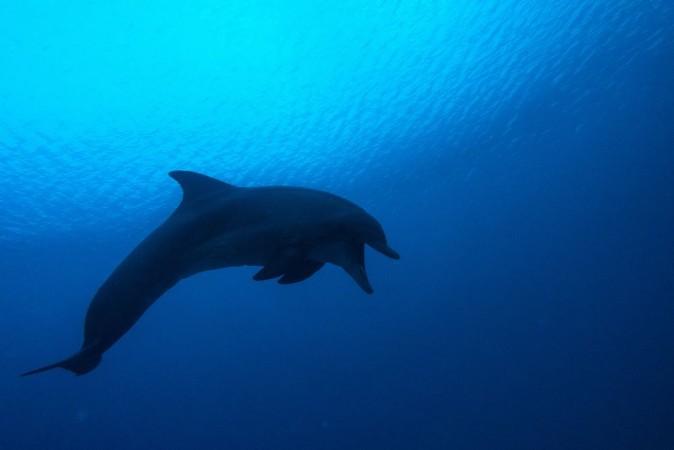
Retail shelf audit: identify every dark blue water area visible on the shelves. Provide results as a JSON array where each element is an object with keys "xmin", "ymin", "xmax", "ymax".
[{"xmin": 2, "ymin": 1, "xmax": 674, "ymax": 449}]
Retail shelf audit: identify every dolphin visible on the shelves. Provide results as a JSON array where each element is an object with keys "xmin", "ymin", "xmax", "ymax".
[{"xmin": 21, "ymin": 171, "xmax": 399, "ymax": 376}]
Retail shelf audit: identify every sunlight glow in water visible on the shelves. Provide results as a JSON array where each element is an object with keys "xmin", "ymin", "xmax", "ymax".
[{"xmin": 0, "ymin": 0, "xmax": 667, "ymax": 241}]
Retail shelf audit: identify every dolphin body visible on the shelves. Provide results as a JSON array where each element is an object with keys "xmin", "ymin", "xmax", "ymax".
[{"xmin": 22, "ymin": 171, "xmax": 399, "ymax": 376}]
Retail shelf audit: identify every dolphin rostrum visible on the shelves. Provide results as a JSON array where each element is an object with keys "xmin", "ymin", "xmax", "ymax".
[{"xmin": 22, "ymin": 171, "xmax": 399, "ymax": 376}]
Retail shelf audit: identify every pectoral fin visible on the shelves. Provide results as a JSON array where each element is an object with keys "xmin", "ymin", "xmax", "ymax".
[
  {"xmin": 253, "ymin": 248, "xmax": 325, "ymax": 285},
  {"xmin": 340, "ymin": 242, "xmax": 373, "ymax": 294},
  {"xmin": 278, "ymin": 260, "xmax": 325, "ymax": 284},
  {"xmin": 309, "ymin": 240, "xmax": 374, "ymax": 294},
  {"xmin": 253, "ymin": 264, "xmax": 287, "ymax": 281},
  {"xmin": 252, "ymin": 248, "xmax": 301, "ymax": 281}
]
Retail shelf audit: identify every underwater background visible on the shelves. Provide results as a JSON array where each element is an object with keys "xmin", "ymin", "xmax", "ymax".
[{"xmin": 1, "ymin": 1, "xmax": 673, "ymax": 449}]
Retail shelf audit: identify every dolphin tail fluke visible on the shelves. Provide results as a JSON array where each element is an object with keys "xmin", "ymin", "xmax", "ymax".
[{"xmin": 21, "ymin": 347, "xmax": 101, "ymax": 377}]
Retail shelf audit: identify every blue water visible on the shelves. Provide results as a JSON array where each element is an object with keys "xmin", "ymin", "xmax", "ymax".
[{"xmin": 1, "ymin": 0, "xmax": 673, "ymax": 448}]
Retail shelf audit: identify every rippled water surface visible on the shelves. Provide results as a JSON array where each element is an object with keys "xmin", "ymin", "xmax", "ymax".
[
  {"xmin": 1, "ymin": 1, "xmax": 673, "ymax": 449},
  {"xmin": 1, "ymin": 0, "xmax": 669, "ymax": 239}
]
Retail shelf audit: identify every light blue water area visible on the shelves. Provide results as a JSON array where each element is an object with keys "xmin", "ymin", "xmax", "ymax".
[
  {"xmin": 1, "ymin": 1, "xmax": 673, "ymax": 449},
  {"xmin": 1, "ymin": 0, "xmax": 668, "ymax": 240}
]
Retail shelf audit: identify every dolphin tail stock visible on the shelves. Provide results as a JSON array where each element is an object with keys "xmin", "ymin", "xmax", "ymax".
[{"xmin": 21, "ymin": 344, "xmax": 101, "ymax": 377}]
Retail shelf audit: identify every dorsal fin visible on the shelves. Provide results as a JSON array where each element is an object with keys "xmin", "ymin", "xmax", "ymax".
[{"xmin": 169, "ymin": 171, "xmax": 237, "ymax": 208}]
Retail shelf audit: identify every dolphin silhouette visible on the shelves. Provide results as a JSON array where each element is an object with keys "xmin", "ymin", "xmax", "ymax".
[{"xmin": 22, "ymin": 171, "xmax": 399, "ymax": 376}]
